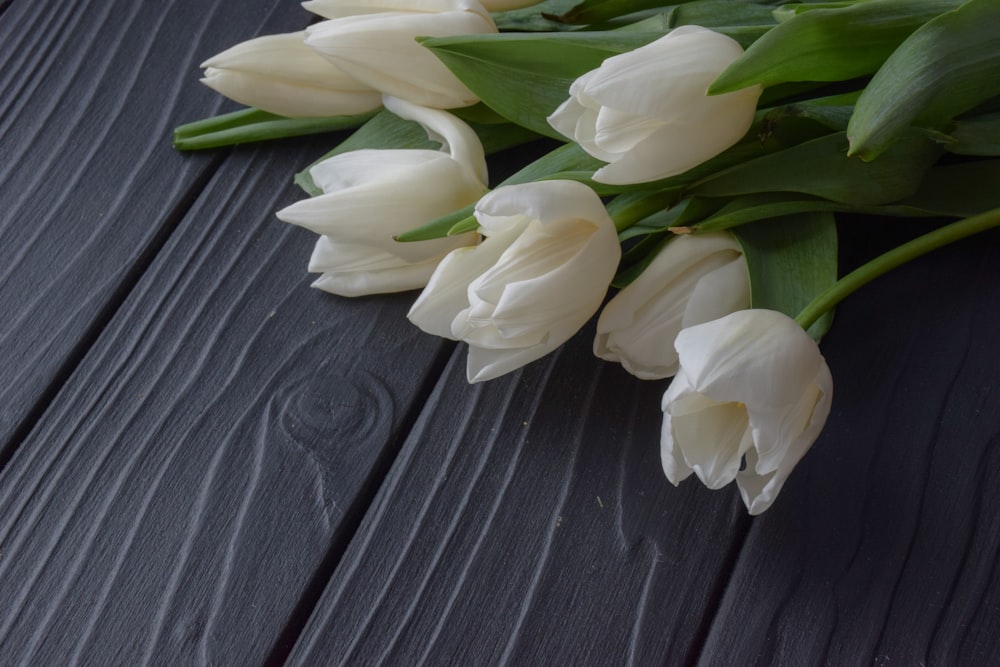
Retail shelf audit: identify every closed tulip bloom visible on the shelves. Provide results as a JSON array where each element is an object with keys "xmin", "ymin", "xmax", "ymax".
[
  {"xmin": 408, "ymin": 180, "xmax": 621, "ymax": 382},
  {"xmin": 200, "ymin": 31, "xmax": 382, "ymax": 118},
  {"xmin": 276, "ymin": 96, "xmax": 487, "ymax": 296},
  {"xmin": 595, "ymin": 232, "xmax": 749, "ymax": 380},
  {"xmin": 304, "ymin": 0, "xmax": 496, "ymax": 109},
  {"xmin": 547, "ymin": 25, "xmax": 762, "ymax": 185},
  {"xmin": 660, "ymin": 309, "xmax": 833, "ymax": 515}
]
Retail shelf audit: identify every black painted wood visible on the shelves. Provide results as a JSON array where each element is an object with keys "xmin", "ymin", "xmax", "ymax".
[
  {"xmin": 286, "ymin": 327, "xmax": 751, "ymax": 666},
  {"xmin": 0, "ymin": 0, "xmax": 311, "ymax": 455},
  {"xmin": 4, "ymin": 0, "xmax": 1000, "ymax": 664},
  {"xmin": 0, "ymin": 140, "xmax": 454, "ymax": 664}
]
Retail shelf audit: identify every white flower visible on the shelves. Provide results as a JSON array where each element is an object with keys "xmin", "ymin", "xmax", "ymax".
[
  {"xmin": 303, "ymin": 0, "xmax": 497, "ymax": 109},
  {"xmin": 199, "ymin": 31, "xmax": 382, "ymax": 118},
  {"xmin": 595, "ymin": 232, "xmax": 749, "ymax": 380},
  {"xmin": 276, "ymin": 96, "xmax": 487, "ymax": 296},
  {"xmin": 547, "ymin": 25, "xmax": 762, "ymax": 185},
  {"xmin": 408, "ymin": 180, "xmax": 621, "ymax": 382},
  {"xmin": 660, "ymin": 309, "xmax": 833, "ymax": 515}
]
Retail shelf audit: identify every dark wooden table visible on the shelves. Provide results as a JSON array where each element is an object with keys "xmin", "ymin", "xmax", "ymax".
[{"xmin": 4, "ymin": 1, "xmax": 1000, "ymax": 664}]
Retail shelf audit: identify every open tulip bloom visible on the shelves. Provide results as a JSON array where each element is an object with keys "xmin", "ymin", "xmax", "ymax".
[
  {"xmin": 178, "ymin": 0, "xmax": 1000, "ymax": 513},
  {"xmin": 661, "ymin": 309, "xmax": 833, "ymax": 515},
  {"xmin": 408, "ymin": 180, "xmax": 621, "ymax": 383},
  {"xmin": 276, "ymin": 96, "xmax": 487, "ymax": 296}
]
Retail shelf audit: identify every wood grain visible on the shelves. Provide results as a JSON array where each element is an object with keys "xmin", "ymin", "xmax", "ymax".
[
  {"xmin": 287, "ymin": 324, "xmax": 751, "ymax": 665},
  {"xmin": 0, "ymin": 140, "xmax": 456, "ymax": 664},
  {"xmin": 0, "ymin": 0, "xmax": 312, "ymax": 457}
]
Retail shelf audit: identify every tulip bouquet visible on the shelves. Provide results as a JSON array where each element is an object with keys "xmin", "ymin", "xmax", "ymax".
[{"xmin": 175, "ymin": 0, "xmax": 1000, "ymax": 514}]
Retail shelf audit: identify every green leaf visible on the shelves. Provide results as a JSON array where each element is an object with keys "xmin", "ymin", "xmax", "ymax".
[
  {"xmin": 422, "ymin": 31, "xmax": 665, "ymax": 138},
  {"xmin": 688, "ymin": 158, "xmax": 1000, "ymax": 231},
  {"xmin": 943, "ymin": 113, "xmax": 1000, "ymax": 156},
  {"xmin": 732, "ymin": 211, "xmax": 838, "ymax": 340},
  {"xmin": 492, "ymin": 0, "xmax": 582, "ymax": 31},
  {"xmin": 897, "ymin": 158, "xmax": 1000, "ymax": 216},
  {"xmin": 689, "ymin": 130, "xmax": 942, "ymax": 206},
  {"xmin": 173, "ymin": 107, "xmax": 375, "ymax": 151},
  {"xmin": 666, "ymin": 0, "xmax": 780, "ymax": 29},
  {"xmin": 848, "ymin": 0, "xmax": 1000, "ymax": 160},
  {"xmin": 552, "ymin": 0, "xmax": 692, "ymax": 25},
  {"xmin": 708, "ymin": 0, "xmax": 963, "ymax": 94}
]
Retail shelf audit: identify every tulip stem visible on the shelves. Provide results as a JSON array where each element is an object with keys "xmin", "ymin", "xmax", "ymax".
[
  {"xmin": 173, "ymin": 108, "xmax": 374, "ymax": 150},
  {"xmin": 795, "ymin": 207, "xmax": 1000, "ymax": 331},
  {"xmin": 607, "ymin": 189, "xmax": 682, "ymax": 233}
]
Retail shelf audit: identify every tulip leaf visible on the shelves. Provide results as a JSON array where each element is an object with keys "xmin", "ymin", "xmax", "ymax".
[
  {"xmin": 688, "ymin": 157, "xmax": 1000, "ymax": 231},
  {"xmin": 689, "ymin": 130, "xmax": 942, "ymax": 206},
  {"xmin": 421, "ymin": 31, "xmax": 665, "ymax": 137},
  {"xmin": 943, "ymin": 113, "xmax": 1000, "ymax": 156},
  {"xmin": 847, "ymin": 0, "xmax": 1000, "ymax": 160},
  {"xmin": 492, "ymin": 0, "xmax": 581, "ymax": 31},
  {"xmin": 732, "ymin": 211, "xmax": 838, "ymax": 340},
  {"xmin": 552, "ymin": 0, "xmax": 691, "ymax": 25},
  {"xmin": 896, "ymin": 158, "xmax": 1000, "ymax": 217},
  {"xmin": 665, "ymin": 0, "xmax": 780, "ymax": 29},
  {"xmin": 708, "ymin": 0, "xmax": 963, "ymax": 94}
]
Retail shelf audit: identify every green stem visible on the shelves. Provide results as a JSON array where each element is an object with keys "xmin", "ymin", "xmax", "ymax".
[
  {"xmin": 795, "ymin": 206, "xmax": 1000, "ymax": 330},
  {"xmin": 173, "ymin": 108, "xmax": 375, "ymax": 150},
  {"xmin": 607, "ymin": 189, "xmax": 682, "ymax": 233}
]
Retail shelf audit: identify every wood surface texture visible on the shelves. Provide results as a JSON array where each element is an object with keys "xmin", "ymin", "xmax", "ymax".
[{"xmin": 2, "ymin": 0, "xmax": 1000, "ymax": 665}]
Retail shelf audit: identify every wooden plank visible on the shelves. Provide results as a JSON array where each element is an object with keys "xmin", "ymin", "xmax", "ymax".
[
  {"xmin": 0, "ymin": 0, "xmax": 311, "ymax": 453},
  {"xmin": 697, "ymin": 226, "xmax": 1000, "ymax": 663},
  {"xmin": 0, "ymin": 140, "xmax": 455, "ymax": 664},
  {"xmin": 286, "ymin": 324, "xmax": 751, "ymax": 665}
]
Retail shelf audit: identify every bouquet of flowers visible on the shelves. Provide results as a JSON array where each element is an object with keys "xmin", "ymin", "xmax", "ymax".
[{"xmin": 174, "ymin": 0, "xmax": 1000, "ymax": 514}]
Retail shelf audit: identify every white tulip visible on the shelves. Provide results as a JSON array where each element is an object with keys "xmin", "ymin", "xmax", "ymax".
[
  {"xmin": 547, "ymin": 25, "xmax": 762, "ymax": 185},
  {"xmin": 594, "ymin": 232, "xmax": 749, "ymax": 380},
  {"xmin": 660, "ymin": 309, "xmax": 833, "ymax": 515},
  {"xmin": 276, "ymin": 96, "xmax": 487, "ymax": 296},
  {"xmin": 199, "ymin": 31, "xmax": 382, "ymax": 118},
  {"xmin": 304, "ymin": 0, "xmax": 497, "ymax": 109},
  {"xmin": 408, "ymin": 180, "xmax": 621, "ymax": 382}
]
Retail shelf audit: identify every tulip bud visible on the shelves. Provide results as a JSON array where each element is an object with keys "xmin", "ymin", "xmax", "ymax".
[
  {"xmin": 304, "ymin": 0, "xmax": 497, "ymax": 109},
  {"xmin": 660, "ymin": 309, "xmax": 833, "ymax": 515},
  {"xmin": 199, "ymin": 31, "xmax": 382, "ymax": 118},
  {"xmin": 595, "ymin": 232, "xmax": 750, "ymax": 380},
  {"xmin": 276, "ymin": 96, "xmax": 487, "ymax": 296},
  {"xmin": 408, "ymin": 180, "xmax": 621, "ymax": 382},
  {"xmin": 547, "ymin": 25, "xmax": 762, "ymax": 185}
]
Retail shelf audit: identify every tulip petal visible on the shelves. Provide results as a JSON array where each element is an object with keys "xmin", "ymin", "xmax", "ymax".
[
  {"xmin": 305, "ymin": 11, "xmax": 496, "ymax": 108},
  {"xmin": 199, "ymin": 31, "xmax": 382, "ymax": 117},
  {"xmin": 662, "ymin": 309, "xmax": 833, "ymax": 514},
  {"xmin": 308, "ymin": 237, "xmax": 442, "ymax": 296},
  {"xmin": 408, "ymin": 223, "xmax": 523, "ymax": 339},
  {"xmin": 382, "ymin": 95, "xmax": 487, "ymax": 184}
]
